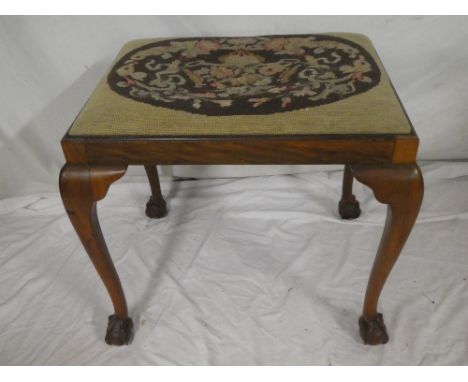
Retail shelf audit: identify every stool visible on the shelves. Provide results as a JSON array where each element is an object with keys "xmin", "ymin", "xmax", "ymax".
[{"xmin": 59, "ymin": 34, "xmax": 424, "ymax": 346}]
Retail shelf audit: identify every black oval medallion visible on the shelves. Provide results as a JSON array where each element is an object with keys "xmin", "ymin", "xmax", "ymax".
[{"xmin": 107, "ymin": 35, "xmax": 381, "ymax": 116}]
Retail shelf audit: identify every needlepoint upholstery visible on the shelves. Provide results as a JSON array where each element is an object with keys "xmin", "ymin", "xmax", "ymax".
[{"xmin": 68, "ymin": 33, "xmax": 412, "ymax": 137}]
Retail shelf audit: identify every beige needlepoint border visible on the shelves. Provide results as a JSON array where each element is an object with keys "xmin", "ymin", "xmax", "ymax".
[{"xmin": 68, "ymin": 33, "xmax": 412, "ymax": 137}]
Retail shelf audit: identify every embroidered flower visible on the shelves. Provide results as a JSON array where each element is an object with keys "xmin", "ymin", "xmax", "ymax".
[
  {"xmin": 248, "ymin": 97, "xmax": 269, "ymax": 107},
  {"xmin": 305, "ymin": 55, "xmax": 320, "ymax": 66},
  {"xmin": 282, "ymin": 39, "xmax": 308, "ymax": 55},
  {"xmin": 195, "ymin": 40, "xmax": 221, "ymax": 52},
  {"xmin": 219, "ymin": 50, "xmax": 264, "ymax": 66},
  {"xmin": 264, "ymin": 38, "xmax": 288, "ymax": 51},
  {"xmin": 258, "ymin": 63, "xmax": 284, "ymax": 76},
  {"xmin": 130, "ymin": 72, "xmax": 147, "ymax": 81},
  {"xmin": 229, "ymin": 73, "xmax": 260, "ymax": 86},
  {"xmin": 213, "ymin": 99, "xmax": 233, "ymax": 107},
  {"xmin": 210, "ymin": 66, "xmax": 235, "ymax": 79},
  {"xmin": 183, "ymin": 69, "xmax": 203, "ymax": 88},
  {"xmin": 281, "ymin": 97, "xmax": 292, "ymax": 107},
  {"xmin": 339, "ymin": 55, "xmax": 373, "ymax": 82},
  {"xmin": 291, "ymin": 86, "xmax": 317, "ymax": 97},
  {"xmin": 267, "ymin": 86, "xmax": 287, "ymax": 94},
  {"xmin": 123, "ymin": 76, "xmax": 136, "ymax": 85},
  {"xmin": 210, "ymin": 81, "xmax": 227, "ymax": 90},
  {"xmin": 192, "ymin": 99, "xmax": 202, "ymax": 109}
]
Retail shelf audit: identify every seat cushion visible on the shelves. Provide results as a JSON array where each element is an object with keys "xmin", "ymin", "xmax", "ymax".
[{"xmin": 68, "ymin": 33, "xmax": 412, "ymax": 137}]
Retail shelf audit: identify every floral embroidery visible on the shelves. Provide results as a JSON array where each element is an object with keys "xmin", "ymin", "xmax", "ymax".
[{"xmin": 107, "ymin": 35, "xmax": 381, "ymax": 115}]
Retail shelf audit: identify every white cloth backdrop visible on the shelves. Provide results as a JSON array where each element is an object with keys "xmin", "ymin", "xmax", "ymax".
[
  {"xmin": 1, "ymin": 162, "xmax": 468, "ymax": 365},
  {"xmin": 1, "ymin": 16, "xmax": 468, "ymax": 198}
]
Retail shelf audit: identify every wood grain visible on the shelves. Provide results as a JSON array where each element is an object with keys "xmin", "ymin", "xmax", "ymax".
[{"xmin": 62, "ymin": 133, "xmax": 418, "ymax": 165}]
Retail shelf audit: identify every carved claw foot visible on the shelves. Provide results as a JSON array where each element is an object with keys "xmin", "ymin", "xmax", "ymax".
[
  {"xmin": 105, "ymin": 314, "xmax": 134, "ymax": 345},
  {"xmin": 339, "ymin": 196, "xmax": 361, "ymax": 219},
  {"xmin": 145, "ymin": 196, "xmax": 168, "ymax": 219},
  {"xmin": 359, "ymin": 313, "xmax": 389, "ymax": 345}
]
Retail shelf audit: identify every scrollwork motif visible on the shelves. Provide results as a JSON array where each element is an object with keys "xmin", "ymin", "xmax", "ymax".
[{"xmin": 107, "ymin": 35, "xmax": 381, "ymax": 115}]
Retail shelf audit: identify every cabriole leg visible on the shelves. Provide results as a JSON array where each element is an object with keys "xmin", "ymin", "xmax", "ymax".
[
  {"xmin": 59, "ymin": 164, "xmax": 133, "ymax": 345},
  {"xmin": 144, "ymin": 165, "xmax": 168, "ymax": 219},
  {"xmin": 351, "ymin": 163, "xmax": 424, "ymax": 345},
  {"xmin": 339, "ymin": 164, "xmax": 361, "ymax": 219}
]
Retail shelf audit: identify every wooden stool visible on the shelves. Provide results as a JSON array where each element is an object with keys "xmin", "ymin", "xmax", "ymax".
[{"xmin": 59, "ymin": 34, "xmax": 424, "ymax": 346}]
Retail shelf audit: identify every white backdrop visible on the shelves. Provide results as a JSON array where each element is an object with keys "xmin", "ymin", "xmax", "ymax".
[
  {"xmin": 1, "ymin": 16, "xmax": 468, "ymax": 198},
  {"xmin": 2, "ymin": 162, "xmax": 468, "ymax": 365}
]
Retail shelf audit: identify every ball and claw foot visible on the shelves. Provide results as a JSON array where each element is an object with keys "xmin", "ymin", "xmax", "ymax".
[
  {"xmin": 359, "ymin": 313, "xmax": 389, "ymax": 345},
  {"xmin": 145, "ymin": 196, "xmax": 168, "ymax": 219},
  {"xmin": 105, "ymin": 315, "xmax": 134, "ymax": 346},
  {"xmin": 339, "ymin": 196, "xmax": 361, "ymax": 219}
]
